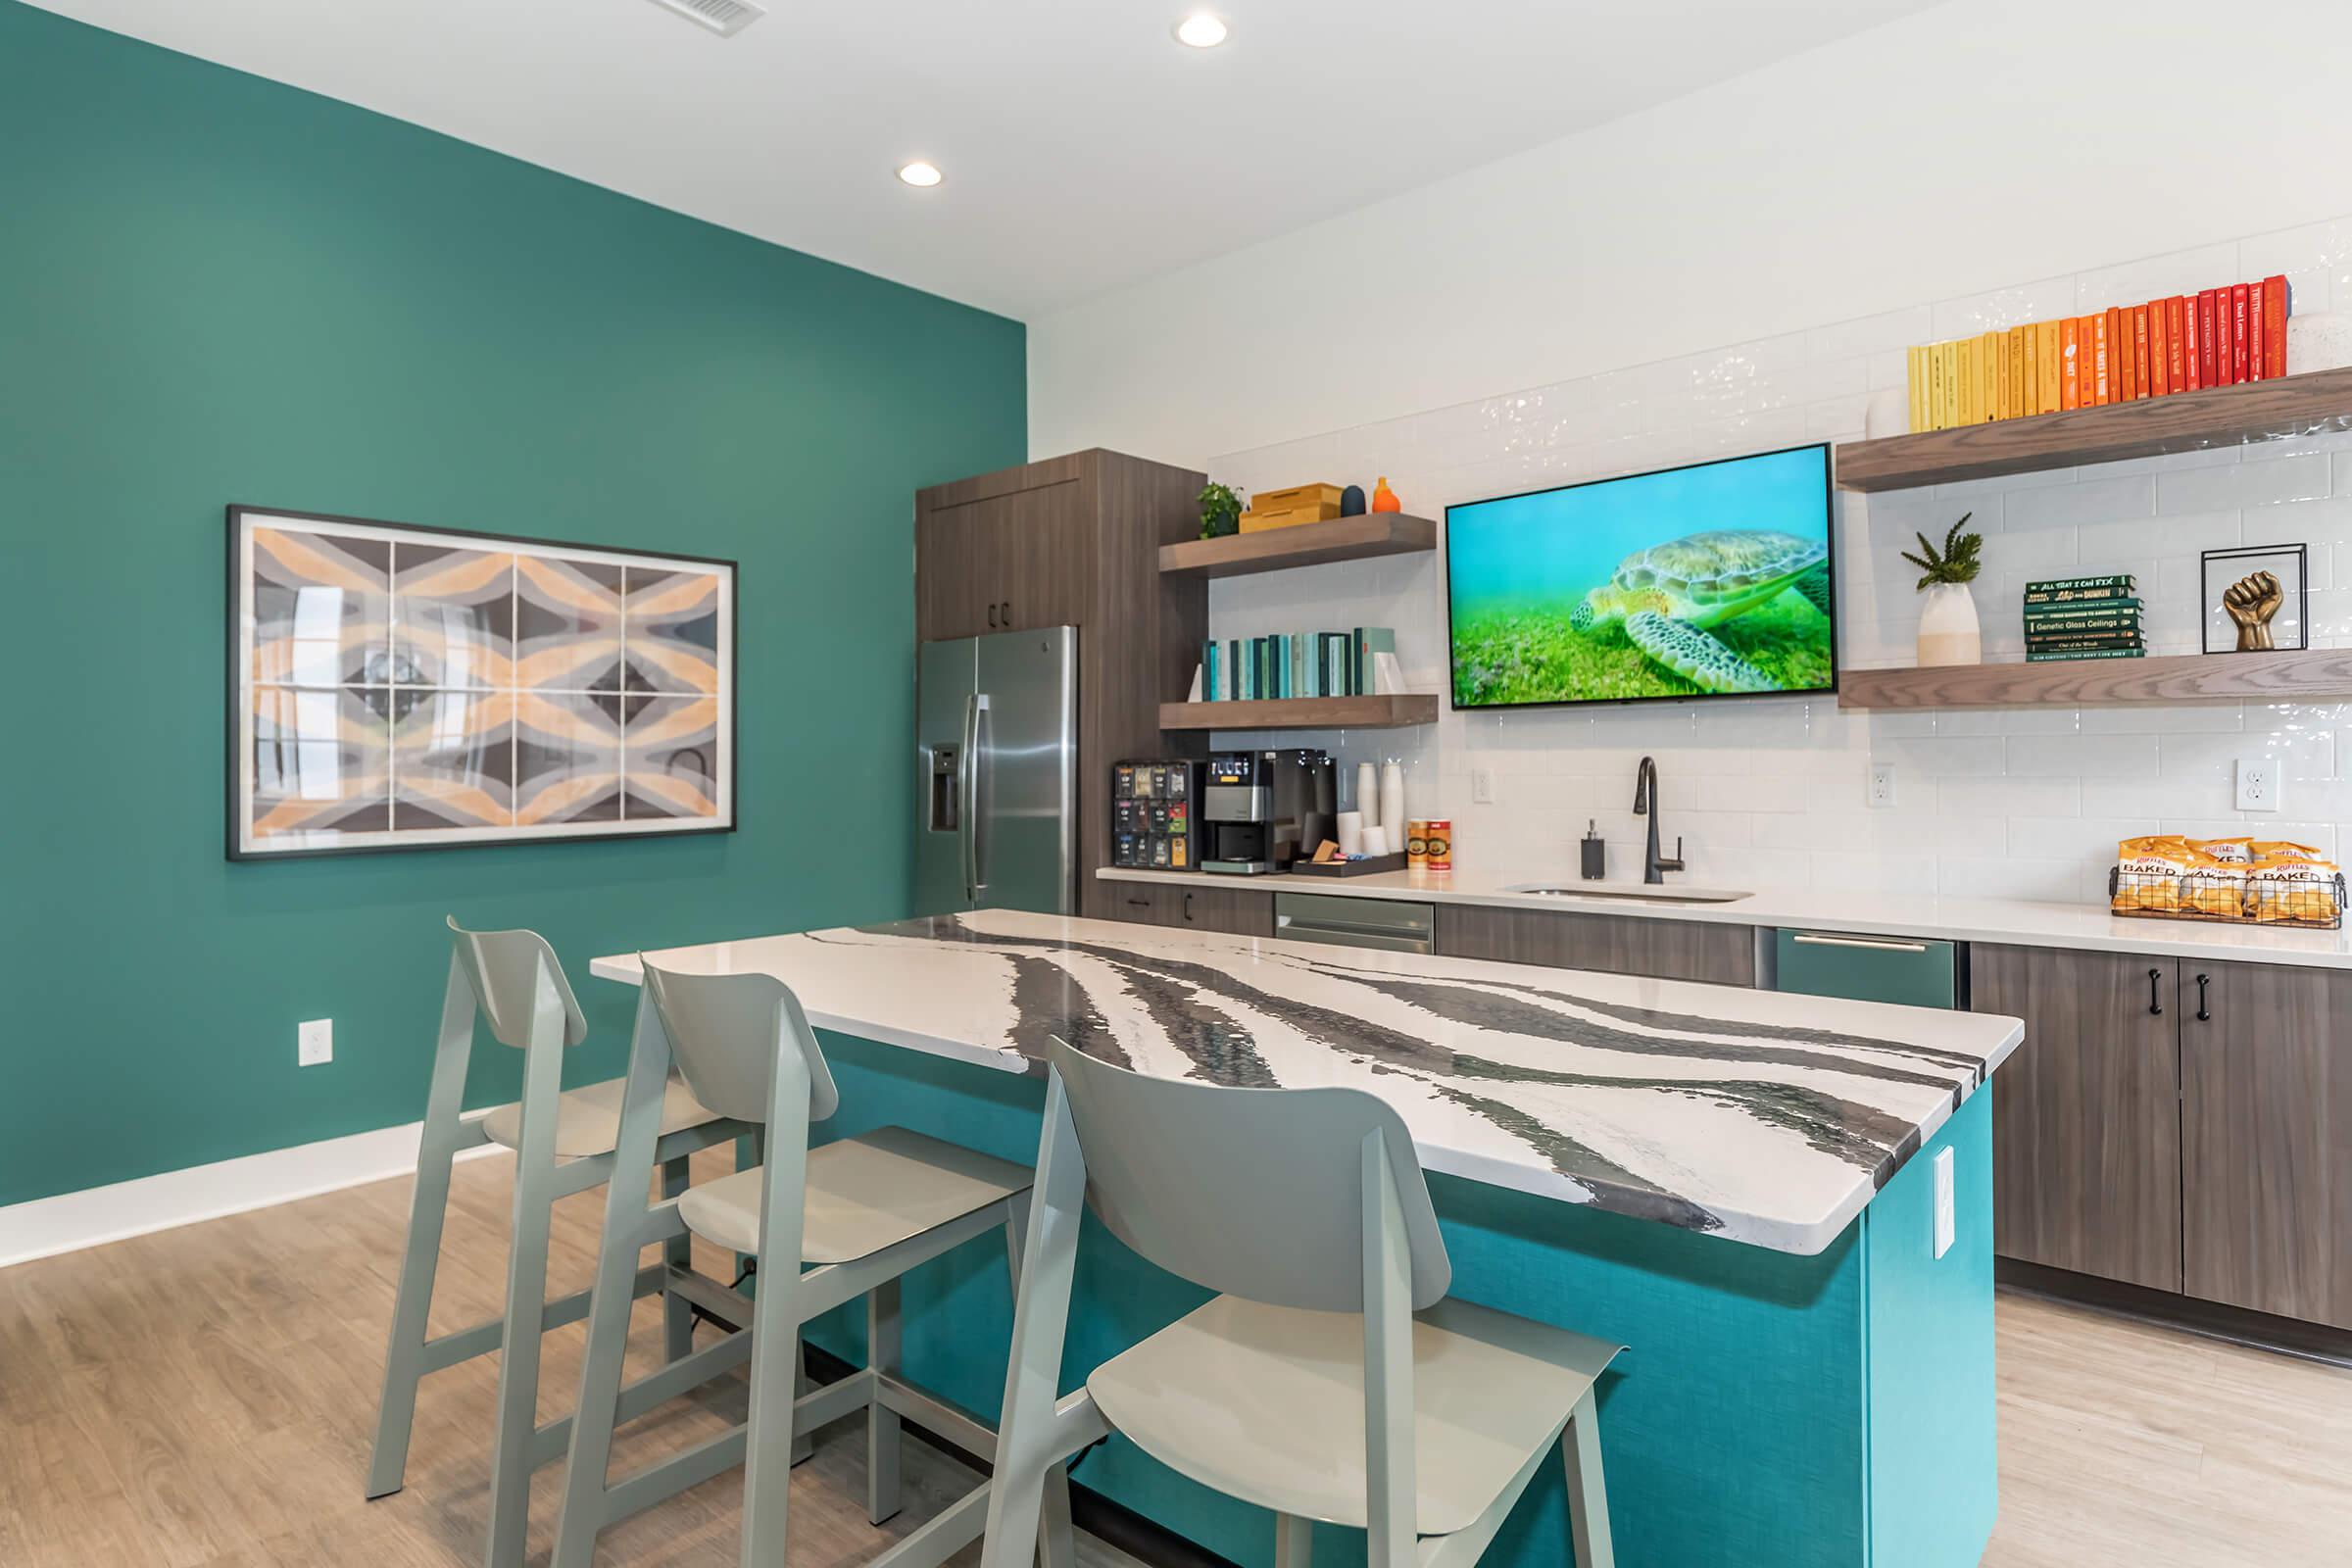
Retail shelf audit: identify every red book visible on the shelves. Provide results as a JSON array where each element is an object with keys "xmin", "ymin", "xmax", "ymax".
[
  {"xmin": 2147, "ymin": 299, "xmax": 2171, "ymax": 395},
  {"xmin": 2199, "ymin": 288, "xmax": 2224, "ymax": 385},
  {"xmin": 2170, "ymin": 296, "xmax": 2192, "ymax": 391},
  {"xmin": 2231, "ymin": 283, "xmax": 2252, "ymax": 382},
  {"xmin": 2249, "ymin": 279, "xmax": 2268, "ymax": 382},
  {"xmin": 2133, "ymin": 305, "xmax": 2152, "ymax": 397},
  {"xmin": 2265, "ymin": 273, "xmax": 2289, "ymax": 377}
]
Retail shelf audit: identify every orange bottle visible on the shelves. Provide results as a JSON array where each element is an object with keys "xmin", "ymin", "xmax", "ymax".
[{"xmin": 1370, "ymin": 476, "xmax": 1401, "ymax": 514}]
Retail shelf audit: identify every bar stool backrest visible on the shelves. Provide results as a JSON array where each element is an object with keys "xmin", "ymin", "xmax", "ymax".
[
  {"xmin": 639, "ymin": 960, "xmax": 840, "ymax": 1126},
  {"xmin": 447, "ymin": 915, "xmax": 589, "ymax": 1049},
  {"xmin": 1046, "ymin": 1038, "xmax": 1449, "ymax": 1313}
]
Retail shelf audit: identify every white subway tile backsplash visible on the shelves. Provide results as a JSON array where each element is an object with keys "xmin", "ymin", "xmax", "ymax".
[{"xmin": 1204, "ymin": 210, "xmax": 2352, "ymax": 906}]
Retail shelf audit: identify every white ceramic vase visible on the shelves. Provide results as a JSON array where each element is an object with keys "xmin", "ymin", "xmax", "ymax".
[{"xmin": 1917, "ymin": 582, "xmax": 1982, "ymax": 667}]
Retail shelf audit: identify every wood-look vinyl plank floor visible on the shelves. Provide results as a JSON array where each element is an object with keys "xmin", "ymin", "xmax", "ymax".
[{"xmin": 3, "ymin": 1149, "xmax": 2348, "ymax": 1565}]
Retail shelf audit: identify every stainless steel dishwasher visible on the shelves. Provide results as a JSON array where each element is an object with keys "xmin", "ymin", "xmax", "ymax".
[{"xmin": 1273, "ymin": 891, "xmax": 1435, "ymax": 954}]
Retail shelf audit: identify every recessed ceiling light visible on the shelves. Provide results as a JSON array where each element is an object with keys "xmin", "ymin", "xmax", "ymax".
[
  {"xmin": 897, "ymin": 161, "xmax": 944, "ymax": 188},
  {"xmin": 1173, "ymin": 13, "xmax": 1229, "ymax": 48}
]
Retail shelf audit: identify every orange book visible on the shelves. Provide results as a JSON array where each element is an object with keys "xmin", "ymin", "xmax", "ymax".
[
  {"xmin": 2169, "ymin": 296, "xmax": 2191, "ymax": 390},
  {"xmin": 2022, "ymin": 322, "xmax": 2042, "ymax": 416},
  {"xmin": 2265, "ymin": 273, "xmax": 2289, "ymax": 376},
  {"xmin": 1995, "ymin": 329, "xmax": 2013, "ymax": 419},
  {"xmin": 2038, "ymin": 320, "xmax": 2063, "ymax": 412},
  {"xmin": 2112, "ymin": 307, "xmax": 2132, "ymax": 400},
  {"xmin": 2061, "ymin": 317, "xmax": 2082, "ymax": 410},
  {"xmin": 2132, "ymin": 305, "xmax": 2152, "ymax": 397},
  {"xmin": 2011, "ymin": 325, "xmax": 2029, "ymax": 416},
  {"xmin": 2148, "ymin": 299, "xmax": 2171, "ymax": 395},
  {"xmin": 2091, "ymin": 312, "xmax": 2113, "ymax": 405}
]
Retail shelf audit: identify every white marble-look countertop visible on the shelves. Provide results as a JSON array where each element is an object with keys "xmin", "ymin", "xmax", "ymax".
[
  {"xmin": 1098, "ymin": 864, "xmax": 2352, "ymax": 969},
  {"xmin": 592, "ymin": 910, "xmax": 2021, "ymax": 1256}
]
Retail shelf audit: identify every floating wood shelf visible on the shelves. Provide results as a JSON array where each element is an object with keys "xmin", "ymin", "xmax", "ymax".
[
  {"xmin": 1158, "ymin": 514, "xmax": 1439, "ymax": 579},
  {"xmin": 1158, "ymin": 694, "xmax": 1442, "ymax": 731},
  {"xmin": 1833, "ymin": 367, "xmax": 2352, "ymax": 492},
  {"xmin": 1838, "ymin": 649, "xmax": 2352, "ymax": 710}
]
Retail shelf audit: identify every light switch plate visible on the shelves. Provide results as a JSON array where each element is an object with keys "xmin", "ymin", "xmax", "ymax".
[
  {"xmin": 1471, "ymin": 767, "xmax": 1495, "ymax": 805},
  {"xmin": 298, "ymin": 1018, "xmax": 333, "ymax": 1067},
  {"xmin": 2235, "ymin": 757, "xmax": 2280, "ymax": 812},
  {"xmin": 1932, "ymin": 1146, "xmax": 1956, "ymax": 1259}
]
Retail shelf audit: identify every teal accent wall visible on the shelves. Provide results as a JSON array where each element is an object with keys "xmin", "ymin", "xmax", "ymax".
[{"xmin": 0, "ymin": 2, "xmax": 1026, "ymax": 1207}]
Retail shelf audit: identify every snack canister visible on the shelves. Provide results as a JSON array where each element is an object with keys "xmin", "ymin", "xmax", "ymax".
[
  {"xmin": 1424, "ymin": 818, "xmax": 1452, "ymax": 871},
  {"xmin": 1406, "ymin": 819, "xmax": 1431, "ymax": 868}
]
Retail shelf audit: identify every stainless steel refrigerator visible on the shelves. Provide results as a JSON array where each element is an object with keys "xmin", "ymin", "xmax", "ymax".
[{"xmin": 916, "ymin": 626, "xmax": 1078, "ymax": 915}]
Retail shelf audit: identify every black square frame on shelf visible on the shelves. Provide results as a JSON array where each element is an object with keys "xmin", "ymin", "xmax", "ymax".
[{"xmin": 2200, "ymin": 542, "xmax": 2309, "ymax": 656}]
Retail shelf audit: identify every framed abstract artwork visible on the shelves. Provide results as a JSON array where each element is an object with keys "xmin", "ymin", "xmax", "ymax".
[{"xmin": 227, "ymin": 506, "xmax": 736, "ymax": 859}]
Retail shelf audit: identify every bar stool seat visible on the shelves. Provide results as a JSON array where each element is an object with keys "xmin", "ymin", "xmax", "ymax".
[
  {"xmin": 1088, "ymin": 1294, "xmax": 1619, "ymax": 1536},
  {"xmin": 479, "ymin": 1074, "xmax": 719, "ymax": 1157},
  {"xmin": 677, "ymin": 1125, "xmax": 1033, "ymax": 1263}
]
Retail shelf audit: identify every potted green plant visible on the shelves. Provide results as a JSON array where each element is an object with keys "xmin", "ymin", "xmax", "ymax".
[
  {"xmin": 1901, "ymin": 513, "xmax": 1984, "ymax": 666},
  {"xmin": 1198, "ymin": 481, "xmax": 1244, "ymax": 540}
]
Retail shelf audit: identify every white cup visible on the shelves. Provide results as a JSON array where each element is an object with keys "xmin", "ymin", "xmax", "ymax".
[
  {"xmin": 1360, "ymin": 824, "xmax": 1390, "ymax": 858},
  {"xmin": 1336, "ymin": 811, "xmax": 1364, "ymax": 857}
]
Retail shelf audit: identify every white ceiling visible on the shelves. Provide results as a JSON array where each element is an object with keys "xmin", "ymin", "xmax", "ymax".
[{"xmin": 31, "ymin": 0, "xmax": 1942, "ymax": 319}]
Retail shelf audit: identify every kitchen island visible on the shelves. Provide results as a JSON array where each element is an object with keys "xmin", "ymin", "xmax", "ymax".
[{"xmin": 594, "ymin": 910, "xmax": 2023, "ymax": 1568}]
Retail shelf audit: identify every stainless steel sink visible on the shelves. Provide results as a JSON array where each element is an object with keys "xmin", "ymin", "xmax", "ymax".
[{"xmin": 1503, "ymin": 883, "xmax": 1751, "ymax": 906}]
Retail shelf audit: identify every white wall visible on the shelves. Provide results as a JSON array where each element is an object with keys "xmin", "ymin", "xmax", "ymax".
[
  {"xmin": 1027, "ymin": 0, "xmax": 2352, "ymax": 905},
  {"xmin": 1028, "ymin": 0, "xmax": 2352, "ymax": 466}
]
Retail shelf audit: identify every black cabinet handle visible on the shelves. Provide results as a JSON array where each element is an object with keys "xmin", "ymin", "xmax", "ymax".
[
  {"xmin": 1123, "ymin": 896, "xmax": 1149, "ymax": 910},
  {"xmin": 987, "ymin": 603, "xmax": 999, "ymax": 628},
  {"xmin": 1183, "ymin": 891, "xmax": 1196, "ymax": 923},
  {"xmin": 2148, "ymin": 967, "xmax": 2165, "ymax": 1016},
  {"xmin": 1001, "ymin": 600, "xmax": 1011, "ymax": 624},
  {"xmin": 2194, "ymin": 972, "xmax": 2212, "ymax": 1022}
]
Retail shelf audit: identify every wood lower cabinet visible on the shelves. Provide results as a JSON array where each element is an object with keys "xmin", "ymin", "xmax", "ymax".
[
  {"xmin": 1971, "ymin": 944, "xmax": 2183, "ymax": 1292},
  {"xmin": 1433, "ymin": 906, "xmax": 1754, "ymax": 987},
  {"xmin": 2182, "ymin": 960, "xmax": 2352, "ymax": 1329},
  {"xmin": 1104, "ymin": 881, "xmax": 1273, "ymax": 938}
]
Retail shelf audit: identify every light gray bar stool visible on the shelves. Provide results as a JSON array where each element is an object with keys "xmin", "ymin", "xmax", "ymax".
[
  {"xmin": 367, "ymin": 917, "xmax": 755, "ymax": 1568},
  {"xmin": 551, "ymin": 959, "xmax": 1075, "ymax": 1568},
  {"xmin": 980, "ymin": 1038, "xmax": 1625, "ymax": 1568}
]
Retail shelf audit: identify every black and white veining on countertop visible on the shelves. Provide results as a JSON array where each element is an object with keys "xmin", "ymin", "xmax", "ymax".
[{"xmin": 594, "ymin": 910, "xmax": 2022, "ymax": 1254}]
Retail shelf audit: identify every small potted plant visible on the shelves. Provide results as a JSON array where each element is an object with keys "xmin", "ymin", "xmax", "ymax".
[
  {"xmin": 1902, "ymin": 513, "xmax": 1984, "ymax": 666},
  {"xmin": 1198, "ymin": 481, "xmax": 1244, "ymax": 540}
]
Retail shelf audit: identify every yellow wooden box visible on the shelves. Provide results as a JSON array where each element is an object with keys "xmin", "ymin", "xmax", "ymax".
[
  {"xmin": 1238, "ymin": 501, "xmax": 1344, "ymax": 533},
  {"xmin": 1252, "ymin": 482, "xmax": 1346, "ymax": 514}
]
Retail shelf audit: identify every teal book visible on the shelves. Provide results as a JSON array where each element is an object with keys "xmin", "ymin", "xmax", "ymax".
[{"xmin": 1352, "ymin": 626, "xmax": 1397, "ymax": 694}]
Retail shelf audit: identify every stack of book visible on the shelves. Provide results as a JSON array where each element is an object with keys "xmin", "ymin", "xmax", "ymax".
[
  {"xmin": 2025, "ymin": 574, "xmax": 2142, "ymax": 662},
  {"xmin": 1201, "ymin": 627, "xmax": 1396, "ymax": 701},
  {"xmin": 1905, "ymin": 274, "xmax": 2291, "ymax": 432}
]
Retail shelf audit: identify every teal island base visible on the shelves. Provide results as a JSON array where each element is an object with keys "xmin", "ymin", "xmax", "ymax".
[{"xmin": 798, "ymin": 1032, "xmax": 1998, "ymax": 1568}]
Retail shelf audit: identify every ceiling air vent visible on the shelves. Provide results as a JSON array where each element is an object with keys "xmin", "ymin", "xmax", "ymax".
[{"xmin": 645, "ymin": 0, "xmax": 765, "ymax": 37}]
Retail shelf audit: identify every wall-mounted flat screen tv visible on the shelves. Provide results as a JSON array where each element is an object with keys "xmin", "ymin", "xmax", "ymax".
[{"xmin": 1446, "ymin": 443, "xmax": 1836, "ymax": 709}]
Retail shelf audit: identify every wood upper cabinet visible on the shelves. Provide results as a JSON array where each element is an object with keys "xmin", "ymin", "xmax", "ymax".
[
  {"xmin": 1433, "ymin": 906, "xmax": 1754, "ymax": 987},
  {"xmin": 1971, "ymin": 944, "xmax": 2183, "ymax": 1292},
  {"xmin": 914, "ymin": 466, "xmax": 1094, "ymax": 641},
  {"xmin": 2182, "ymin": 960, "xmax": 2352, "ymax": 1329}
]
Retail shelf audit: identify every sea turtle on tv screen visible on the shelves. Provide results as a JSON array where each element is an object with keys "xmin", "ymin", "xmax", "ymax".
[{"xmin": 1566, "ymin": 529, "xmax": 1832, "ymax": 693}]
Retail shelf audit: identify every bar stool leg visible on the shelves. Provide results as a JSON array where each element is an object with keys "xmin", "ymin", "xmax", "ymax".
[
  {"xmin": 867, "ymin": 1277, "xmax": 904, "ymax": 1524},
  {"xmin": 1562, "ymin": 1390, "xmax": 1615, "ymax": 1568},
  {"xmin": 366, "ymin": 955, "xmax": 476, "ymax": 1499},
  {"xmin": 482, "ymin": 1016, "xmax": 567, "ymax": 1568},
  {"xmin": 741, "ymin": 1054, "xmax": 812, "ymax": 1567},
  {"xmin": 1275, "ymin": 1513, "xmax": 1313, "ymax": 1568},
  {"xmin": 1004, "ymin": 1190, "xmax": 1078, "ymax": 1568},
  {"xmin": 661, "ymin": 1152, "xmax": 695, "ymax": 1362}
]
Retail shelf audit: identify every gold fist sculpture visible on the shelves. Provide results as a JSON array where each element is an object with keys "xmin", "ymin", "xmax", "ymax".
[{"xmin": 2223, "ymin": 570, "xmax": 2284, "ymax": 652}]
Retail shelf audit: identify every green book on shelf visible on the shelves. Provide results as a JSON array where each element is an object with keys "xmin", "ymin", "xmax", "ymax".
[
  {"xmin": 2026, "ymin": 645, "xmax": 2147, "ymax": 662},
  {"xmin": 2024, "ymin": 583, "xmax": 2138, "ymax": 607},
  {"xmin": 2023, "ymin": 598, "xmax": 2144, "ymax": 621},
  {"xmin": 2026, "ymin": 572, "xmax": 2137, "ymax": 594}
]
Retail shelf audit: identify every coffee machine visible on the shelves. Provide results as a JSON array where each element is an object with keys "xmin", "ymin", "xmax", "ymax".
[{"xmin": 1200, "ymin": 749, "xmax": 1337, "ymax": 875}]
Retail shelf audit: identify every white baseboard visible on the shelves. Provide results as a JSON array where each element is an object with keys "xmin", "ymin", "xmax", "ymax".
[{"xmin": 0, "ymin": 1122, "xmax": 509, "ymax": 1270}]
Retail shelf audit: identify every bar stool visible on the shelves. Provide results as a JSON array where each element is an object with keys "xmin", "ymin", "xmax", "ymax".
[
  {"xmin": 367, "ymin": 918, "xmax": 755, "ymax": 1568},
  {"xmin": 980, "ymin": 1038, "xmax": 1625, "ymax": 1568},
  {"xmin": 552, "ymin": 958, "xmax": 1075, "ymax": 1568}
]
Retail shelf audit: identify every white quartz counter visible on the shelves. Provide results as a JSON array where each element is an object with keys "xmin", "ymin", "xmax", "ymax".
[
  {"xmin": 593, "ymin": 909, "xmax": 2021, "ymax": 1256},
  {"xmin": 1098, "ymin": 864, "xmax": 2352, "ymax": 969}
]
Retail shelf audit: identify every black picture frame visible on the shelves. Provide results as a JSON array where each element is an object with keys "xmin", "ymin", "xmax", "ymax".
[
  {"xmin": 1442, "ymin": 442, "xmax": 1839, "ymax": 711},
  {"xmin": 2200, "ymin": 542, "xmax": 2309, "ymax": 656},
  {"xmin": 225, "ymin": 505, "xmax": 739, "ymax": 861}
]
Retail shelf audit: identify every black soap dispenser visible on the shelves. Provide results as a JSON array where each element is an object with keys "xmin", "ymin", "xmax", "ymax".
[{"xmin": 1581, "ymin": 820, "xmax": 1605, "ymax": 880}]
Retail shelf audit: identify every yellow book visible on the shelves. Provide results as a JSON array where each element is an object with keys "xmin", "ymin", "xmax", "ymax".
[
  {"xmin": 2010, "ymin": 325, "xmax": 2029, "ymax": 417},
  {"xmin": 1955, "ymin": 338, "xmax": 1974, "ymax": 425},
  {"xmin": 1941, "ymin": 340, "xmax": 1960, "ymax": 429},
  {"xmin": 2021, "ymin": 324, "xmax": 2040, "ymax": 416},
  {"xmin": 2037, "ymin": 320, "xmax": 2064, "ymax": 413},
  {"xmin": 1995, "ymin": 329, "xmax": 2013, "ymax": 420},
  {"xmin": 1979, "ymin": 330, "xmax": 1999, "ymax": 422},
  {"xmin": 1927, "ymin": 342, "xmax": 1945, "ymax": 429},
  {"xmin": 1908, "ymin": 345, "xmax": 1928, "ymax": 432}
]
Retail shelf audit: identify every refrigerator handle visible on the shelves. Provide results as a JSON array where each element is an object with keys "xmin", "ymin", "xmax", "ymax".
[
  {"xmin": 958, "ymin": 693, "xmax": 980, "ymax": 902},
  {"xmin": 968, "ymin": 693, "xmax": 993, "ymax": 899}
]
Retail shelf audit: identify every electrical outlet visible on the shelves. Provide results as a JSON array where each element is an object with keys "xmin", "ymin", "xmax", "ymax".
[
  {"xmin": 2235, "ymin": 757, "xmax": 2281, "ymax": 812},
  {"xmin": 1932, "ymin": 1147, "xmax": 1956, "ymax": 1260},
  {"xmin": 1866, "ymin": 763, "xmax": 1897, "ymax": 809},
  {"xmin": 298, "ymin": 1018, "xmax": 333, "ymax": 1067},
  {"xmin": 1471, "ymin": 767, "xmax": 1495, "ymax": 805}
]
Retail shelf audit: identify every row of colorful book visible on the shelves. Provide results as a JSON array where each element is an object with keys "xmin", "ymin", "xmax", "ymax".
[
  {"xmin": 1905, "ymin": 275, "xmax": 2291, "ymax": 432},
  {"xmin": 1200, "ymin": 627, "xmax": 1397, "ymax": 701},
  {"xmin": 2025, "ymin": 573, "xmax": 2142, "ymax": 662}
]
